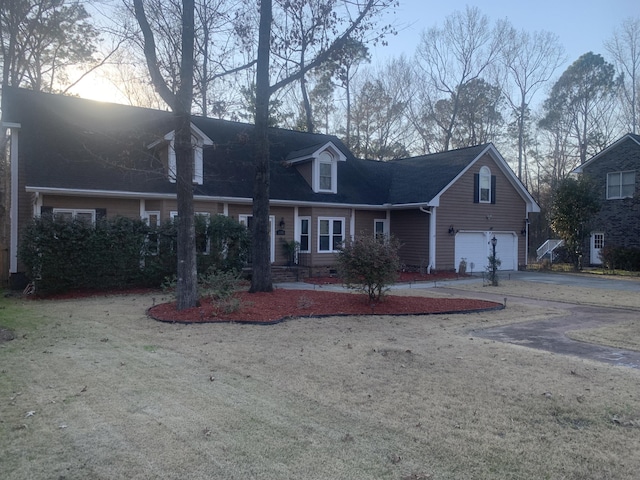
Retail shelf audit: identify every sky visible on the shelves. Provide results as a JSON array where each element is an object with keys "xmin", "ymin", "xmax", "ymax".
[
  {"xmin": 72, "ymin": 0, "xmax": 638, "ymax": 103},
  {"xmin": 371, "ymin": 0, "xmax": 638, "ymax": 68}
]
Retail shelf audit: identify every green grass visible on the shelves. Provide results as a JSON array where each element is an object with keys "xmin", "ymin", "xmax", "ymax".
[{"xmin": 0, "ymin": 292, "xmax": 44, "ymax": 333}]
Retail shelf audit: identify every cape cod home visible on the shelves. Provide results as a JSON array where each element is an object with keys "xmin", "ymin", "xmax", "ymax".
[
  {"xmin": 572, "ymin": 133, "xmax": 640, "ymax": 265},
  {"xmin": 1, "ymin": 87, "xmax": 540, "ymax": 287}
]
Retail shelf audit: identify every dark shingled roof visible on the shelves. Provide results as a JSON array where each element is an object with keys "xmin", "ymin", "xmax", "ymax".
[{"xmin": 2, "ymin": 87, "xmax": 488, "ymax": 206}]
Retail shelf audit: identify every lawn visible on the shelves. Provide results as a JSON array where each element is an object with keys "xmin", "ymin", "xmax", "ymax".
[{"xmin": 1, "ymin": 283, "xmax": 640, "ymax": 479}]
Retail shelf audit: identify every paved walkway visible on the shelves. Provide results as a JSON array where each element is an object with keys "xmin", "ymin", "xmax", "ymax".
[{"xmin": 277, "ymin": 271, "xmax": 640, "ymax": 369}]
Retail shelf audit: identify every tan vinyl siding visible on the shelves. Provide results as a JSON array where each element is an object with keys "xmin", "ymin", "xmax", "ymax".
[
  {"xmin": 296, "ymin": 162, "xmax": 313, "ymax": 188},
  {"xmin": 436, "ymin": 154, "xmax": 527, "ymax": 270},
  {"xmin": 391, "ymin": 209, "xmax": 430, "ymax": 268},
  {"xmin": 354, "ymin": 210, "xmax": 386, "ymax": 236},
  {"xmin": 41, "ymin": 196, "xmax": 140, "ymax": 218}
]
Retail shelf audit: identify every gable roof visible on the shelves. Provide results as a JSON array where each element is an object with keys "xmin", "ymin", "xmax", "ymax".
[
  {"xmin": 1, "ymin": 87, "xmax": 538, "ymax": 211},
  {"xmin": 573, "ymin": 133, "xmax": 640, "ymax": 173}
]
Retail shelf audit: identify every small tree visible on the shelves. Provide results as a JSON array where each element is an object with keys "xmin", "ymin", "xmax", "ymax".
[
  {"xmin": 337, "ymin": 235, "xmax": 400, "ymax": 302},
  {"xmin": 550, "ymin": 176, "xmax": 601, "ymax": 270}
]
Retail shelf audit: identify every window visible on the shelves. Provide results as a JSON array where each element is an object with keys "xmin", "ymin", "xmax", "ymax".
[
  {"xmin": 315, "ymin": 151, "xmax": 337, "ymax": 193},
  {"xmin": 593, "ymin": 233, "xmax": 604, "ymax": 249},
  {"xmin": 479, "ymin": 166, "xmax": 491, "ymax": 203},
  {"xmin": 607, "ymin": 171, "xmax": 635, "ymax": 199},
  {"xmin": 170, "ymin": 211, "xmax": 211, "ymax": 254},
  {"xmin": 374, "ymin": 219, "xmax": 388, "ymax": 239},
  {"xmin": 143, "ymin": 211, "xmax": 161, "ymax": 255},
  {"xmin": 474, "ymin": 166, "xmax": 496, "ymax": 204},
  {"xmin": 239, "ymin": 214, "xmax": 276, "ymax": 262},
  {"xmin": 52, "ymin": 208, "xmax": 96, "ymax": 224},
  {"xmin": 319, "ymin": 162, "xmax": 332, "ymax": 190},
  {"xmin": 299, "ymin": 217, "xmax": 310, "ymax": 252},
  {"xmin": 318, "ymin": 217, "xmax": 344, "ymax": 252}
]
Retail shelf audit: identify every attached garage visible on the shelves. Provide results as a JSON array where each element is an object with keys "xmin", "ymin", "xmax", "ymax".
[{"xmin": 455, "ymin": 231, "xmax": 518, "ymax": 273}]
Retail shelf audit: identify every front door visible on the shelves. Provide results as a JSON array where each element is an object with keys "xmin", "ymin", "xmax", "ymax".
[{"xmin": 590, "ymin": 233, "xmax": 604, "ymax": 265}]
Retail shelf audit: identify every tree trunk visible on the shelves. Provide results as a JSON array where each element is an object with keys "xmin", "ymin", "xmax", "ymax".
[
  {"xmin": 175, "ymin": 0, "xmax": 198, "ymax": 309},
  {"xmin": 250, "ymin": 0, "xmax": 273, "ymax": 293}
]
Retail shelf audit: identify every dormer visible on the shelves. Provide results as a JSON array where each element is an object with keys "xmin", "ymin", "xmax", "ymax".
[
  {"xmin": 148, "ymin": 123, "xmax": 213, "ymax": 185},
  {"xmin": 285, "ymin": 142, "xmax": 347, "ymax": 194}
]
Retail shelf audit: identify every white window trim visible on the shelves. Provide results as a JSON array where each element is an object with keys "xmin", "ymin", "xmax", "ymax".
[
  {"xmin": 170, "ymin": 211, "xmax": 212, "ymax": 254},
  {"xmin": 374, "ymin": 219, "xmax": 389, "ymax": 238},
  {"xmin": 607, "ymin": 170, "xmax": 635, "ymax": 199},
  {"xmin": 298, "ymin": 216, "xmax": 311, "ymax": 253},
  {"xmin": 317, "ymin": 217, "xmax": 345, "ymax": 253},
  {"xmin": 313, "ymin": 152, "xmax": 338, "ymax": 193},
  {"xmin": 239, "ymin": 214, "xmax": 276, "ymax": 263},
  {"xmin": 52, "ymin": 208, "xmax": 96, "ymax": 223},
  {"xmin": 479, "ymin": 166, "xmax": 491, "ymax": 203},
  {"xmin": 142, "ymin": 211, "xmax": 161, "ymax": 227},
  {"xmin": 168, "ymin": 141, "xmax": 204, "ymax": 185}
]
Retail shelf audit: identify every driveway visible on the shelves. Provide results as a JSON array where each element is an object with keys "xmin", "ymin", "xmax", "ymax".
[{"xmin": 438, "ymin": 271, "xmax": 640, "ymax": 369}]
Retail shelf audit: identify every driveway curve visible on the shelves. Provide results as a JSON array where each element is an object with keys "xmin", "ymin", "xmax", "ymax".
[{"xmin": 437, "ymin": 271, "xmax": 640, "ymax": 369}]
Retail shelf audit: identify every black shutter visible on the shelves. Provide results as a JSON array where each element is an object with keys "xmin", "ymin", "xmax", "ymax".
[
  {"xmin": 95, "ymin": 208, "xmax": 107, "ymax": 220},
  {"xmin": 40, "ymin": 206, "xmax": 53, "ymax": 217},
  {"xmin": 473, "ymin": 174, "xmax": 479, "ymax": 203},
  {"xmin": 491, "ymin": 176, "xmax": 496, "ymax": 204}
]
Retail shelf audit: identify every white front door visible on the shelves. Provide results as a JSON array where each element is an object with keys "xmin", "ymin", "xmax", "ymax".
[
  {"xmin": 590, "ymin": 233, "xmax": 604, "ymax": 265},
  {"xmin": 239, "ymin": 215, "xmax": 276, "ymax": 263}
]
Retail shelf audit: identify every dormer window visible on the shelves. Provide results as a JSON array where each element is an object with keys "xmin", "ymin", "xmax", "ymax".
[
  {"xmin": 317, "ymin": 151, "xmax": 336, "ymax": 192},
  {"xmin": 149, "ymin": 123, "xmax": 213, "ymax": 185},
  {"xmin": 285, "ymin": 142, "xmax": 346, "ymax": 194}
]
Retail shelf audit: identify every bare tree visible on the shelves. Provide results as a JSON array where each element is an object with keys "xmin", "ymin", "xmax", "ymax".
[
  {"xmin": 133, "ymin": 0, "xmax": 198, "ymax": 309},
  {"xmin": 605, "ymin": 16, "xmax": 640, "ymax": 134},
  {"xmin": 350, "ymin": 57, "xmax": 412, "ymax": 160},
  {"xmin": 501, "ymin": 27, "xmax": 565, "ymax": 182},
  {"xmin": 1, "ymin": 0, "xmax": 99, "ymax": 92},
  {"xmin": 415, "ymin": 6, "xmax": 507, "ymax": 151},
  {"xmin": 250, "ymin": 0, "xmax": 397, "ymax": 292}
]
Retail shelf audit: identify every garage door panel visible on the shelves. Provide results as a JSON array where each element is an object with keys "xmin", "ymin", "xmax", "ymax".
[
  {"xmin": 455, "ymin": 232, "xmax": 487, "ymax": 273},
  {"xmin": 455, "ymin": 232, "xmax": 517, "ymax": 272}
]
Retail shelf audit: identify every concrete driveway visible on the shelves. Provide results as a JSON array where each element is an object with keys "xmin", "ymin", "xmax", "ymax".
[{"xmin": 441, "ymin": 271, "xmax": 640, "ymax": 369}]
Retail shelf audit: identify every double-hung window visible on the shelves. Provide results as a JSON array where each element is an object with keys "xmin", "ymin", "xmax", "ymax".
[
  {"xmin": 607, "ymin": 171, "xmax": 635, "ymax": 199},
  {"xmin": 479, "ymin": 166, "xmax": 491, "ymax": 203},
  {"xmin": 318, "ymin": 217, "xmax": 344, "ymax": 253},
  {"xmin": 299, "ymin": 217, "xmax": 311, "ymax": 252},
  {"xmin": 52, "ymin": 208, "xmax": 96, "ymax": 224}
]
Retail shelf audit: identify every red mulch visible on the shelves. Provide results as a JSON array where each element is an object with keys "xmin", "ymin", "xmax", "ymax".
[
  {"xmin": 304, "ymin": 271, "xmax": 463, "ymax": 285},
  {"xmin": 147, "ymin": 289, "xmax": 502, "ymax": 324}
]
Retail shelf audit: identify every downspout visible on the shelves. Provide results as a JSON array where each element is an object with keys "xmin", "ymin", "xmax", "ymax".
[
  {"xmin": 8, "ymin": 125, "xmax": 20, "ymax": 274},
  {"xmin": 419, "ymin": 205, "xmax": 436, "ymax": 273},
  {"xmin": 524, "ymin": 215, "xmax": 530, "ymax": 268},
  {"xmin": 350, "ymin": 209, "xmax": 355, "ymax": 241}
]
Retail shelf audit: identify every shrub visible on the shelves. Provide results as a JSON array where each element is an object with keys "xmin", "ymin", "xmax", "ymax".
[
  {"xmin": 337, "ymin": 235, "xmax": 400, "ymax": 302},
  {"xmin": 18, "ymin": 214, "xmax": 250, "ymax": 294},
  {"xmin": 599, "ymin": 246, "xmax": 640, "ymax": 271}
]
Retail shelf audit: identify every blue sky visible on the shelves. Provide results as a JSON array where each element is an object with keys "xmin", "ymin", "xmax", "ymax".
[{"xmin": 372, "ymin": 0, "xmax": 638, "ymax": 71}]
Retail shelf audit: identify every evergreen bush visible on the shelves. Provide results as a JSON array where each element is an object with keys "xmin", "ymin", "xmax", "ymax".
[{"xmin": 337, "ymin": 235, "xmax": 400, "ymax": 302}]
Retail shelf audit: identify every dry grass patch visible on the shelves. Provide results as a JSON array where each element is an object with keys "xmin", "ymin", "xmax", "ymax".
[
  {"xmin": 567, "ymin": 321, "xmax": 640, "ymax": 352},
  {"xmin": 450, "ymin": 278, "xmax": 640, "ymax": 310},
  {"xmin": 1, "ymin": 292, "xmax": 640, "ymax": 479}
]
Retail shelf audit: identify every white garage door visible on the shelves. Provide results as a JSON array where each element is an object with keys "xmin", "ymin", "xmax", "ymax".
[{"xmin": 455, "ymin": 231, "xmax": 517, "ymax": 273}]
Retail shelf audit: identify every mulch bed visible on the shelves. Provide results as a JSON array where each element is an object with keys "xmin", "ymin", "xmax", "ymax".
[
  {"xmin": 147, "ymin": 289, "xmax": 502, "ymax": 325},
  {"xmin": 305, "ymin": 271, "xmax": 464, "ymax": 285}
]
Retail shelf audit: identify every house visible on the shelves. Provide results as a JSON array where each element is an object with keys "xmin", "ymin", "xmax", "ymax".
[
  {"xmin": 572, "ymin": 133, "xmax": 640, "ymax": 265},
  {"xmin": 1, "ymin": 87, "xmax": 540, "ymax": 287}
]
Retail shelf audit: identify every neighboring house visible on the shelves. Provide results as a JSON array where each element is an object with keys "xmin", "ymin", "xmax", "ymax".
[
  {"xmin": 1, "ymin": 87, "xmax": 540, "ymax": 286},
  {"xmin": 572, "ymin": 133, "xmax": 640, "ymax": 265}
]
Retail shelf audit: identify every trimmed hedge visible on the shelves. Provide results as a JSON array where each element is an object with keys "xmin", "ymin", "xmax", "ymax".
[
  {"xmin": 18, "ymin": 214, "xmax": 249, "ymax": 294},
  {"xmin": 599, "ymin": 245, "xmax": 640, "ymax": 271}
]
